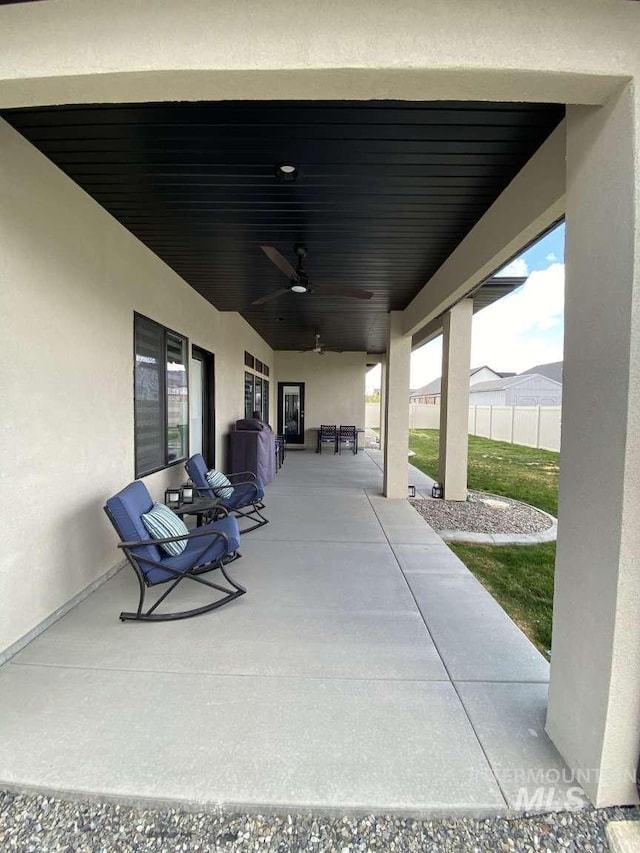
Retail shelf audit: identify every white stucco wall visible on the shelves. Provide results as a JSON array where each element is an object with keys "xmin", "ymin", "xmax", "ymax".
[
  {"xmin": 0, "ymin": 118, "xmax": 273, "ymax": 656},
  {"xmin": 0, "ymin": 0, "xmax": 638, "ymax": 110},
  {"xmin": 547, "ymin": 86, "xmax": 640, "ymax": 807},
  {"xmin": 274, "ymin": 351, "xmax": 366, "ymax": 449}
]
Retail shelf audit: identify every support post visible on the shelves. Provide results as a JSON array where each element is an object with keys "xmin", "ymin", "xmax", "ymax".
[
  {"xmin": 546, "ymin": 85, "xmax": 640, "ymax": 807},
  {"xmin": 379, "ymin": 360, "xmax": 387, "ymax": 449},
  {"xmin": 438, "ymin": 299, "xmax": 473, "ymax": 500},
  {"xmin": 383, "ymin": 312, "xmax": 411, "ymax": 498}
]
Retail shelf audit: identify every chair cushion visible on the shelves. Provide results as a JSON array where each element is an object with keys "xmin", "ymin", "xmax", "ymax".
[
  {"xmin": 220, "ymin": 479, "xmax": 264, "ymax": 509},
  {"xmin": 146, "ymin": 515, "xmax": 241, "ymax": 584},
  {"xmin": 185, "ymin": 453, "xmax": 214, "ymax": 499},
  {"xmin": 105, "ymin": 480, "xmax": 163, "ymax": 564},
  {"xmin": 141, "ymin": 502, "xmax": 189, "ymax": 556},
  {"xmin": 206, "ymin": 468, "xmax": 234, "ymax": 500}
]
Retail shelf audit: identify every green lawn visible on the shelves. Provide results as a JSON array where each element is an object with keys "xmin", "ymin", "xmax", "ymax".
[
  {"xmin": 408, "ymin": 429, "xmax": 559, "ymax": 515},
  {"xmin": 408, "ymin": 429, "xmax": 558, "ymax": 658}
]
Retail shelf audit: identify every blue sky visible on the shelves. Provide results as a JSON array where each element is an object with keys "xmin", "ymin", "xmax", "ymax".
[
  {"xmin": 518, "ymin": 222, "xmax": 565, "ymax": 272},
  {"xmin": 366, "ymin": 222, "xmax": 566, "ymax": 391}
]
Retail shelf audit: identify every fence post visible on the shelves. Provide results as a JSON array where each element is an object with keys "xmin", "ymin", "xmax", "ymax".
[
  {"xmin": 536, "ymin": 405, "xmax": 542, "ymax": 449},
  {"xmin": 488, "ymin": 406, "xmax": 493, "ymax": 441},
  {"xmin": 510, "ymin": 405, "xmax": 516, "ymax": 444}
]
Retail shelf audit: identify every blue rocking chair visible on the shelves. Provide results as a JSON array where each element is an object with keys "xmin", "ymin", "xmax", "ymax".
[
  {"xmin": 185, "ymin": 453, "xmax": 268, "ymax": 533},
  {"xmin": 104, "ymin": 480, "xmax": 246, "ymax": 622}
]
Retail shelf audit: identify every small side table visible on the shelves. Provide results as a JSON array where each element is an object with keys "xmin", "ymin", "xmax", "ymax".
[{"xmin": 173, "ymin": 498, "xmax": 224, "ymax": 527}]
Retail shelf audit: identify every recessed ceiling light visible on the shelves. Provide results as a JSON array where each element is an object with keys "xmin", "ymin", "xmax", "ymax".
[
  {"xmin": 291, "ymin": 283, "xmax": 308, "ymax": 294},
  {"xmin": 276, "ymin": 163, "xmax": 298, "ymax": 182}
]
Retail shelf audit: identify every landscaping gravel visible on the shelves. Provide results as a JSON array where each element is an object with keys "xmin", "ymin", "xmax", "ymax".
[
  {"xmin": 410, "ymin": 490, "xmax": 553, "ymax": 535},
  {"xmin": 1, "ymin": 790, "xmax": 639, "ymax": 852}
]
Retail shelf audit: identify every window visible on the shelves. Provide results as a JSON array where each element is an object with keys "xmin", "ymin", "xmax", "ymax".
[
  {"xmin": 134, "ymin": 314, "xmax": 188, "ymax": 477},
  {"xmin": 244, "ymin": 372, "xmax": 255, "ymax": 419},
  {"xmin": 243, "ymin": 353, "xmax": 270, "ymax": 421},
  {"xmin": 254, "ymin": 376, "xmax": 263, "ymax": 417}
]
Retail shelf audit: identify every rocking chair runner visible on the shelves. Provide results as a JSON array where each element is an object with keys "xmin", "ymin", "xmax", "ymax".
[
  {"xmin": 185, "ymin": 453, "xmax": 268, "ymax": 533},
  {"xmin": 105, "ymin": 480, "xmax": 246, "ymax": 622}
]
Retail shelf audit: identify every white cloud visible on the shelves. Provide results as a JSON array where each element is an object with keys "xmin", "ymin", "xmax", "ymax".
[
  {"xmin": 366, "ymin": 263, "xmax": 565, "ymax": 390},
  {"xmin": 496, "ymin": 257, "xmax": 529, "ymax": 277},
  {"xmin": 407, "ymin": 263, "xmax": 565, "ymax": 387},
  {"xmin": 410, "ymin": 338, "xmax": 443, "ymax": 389},
  {"xmin": 470, "ymin": 263, "xmax": 564, "ymax": 373}
]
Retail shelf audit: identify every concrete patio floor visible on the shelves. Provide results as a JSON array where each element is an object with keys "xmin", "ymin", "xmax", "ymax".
[{"xmin": 0, "ymin": 450, "xmax": 580, "ymax": 817}]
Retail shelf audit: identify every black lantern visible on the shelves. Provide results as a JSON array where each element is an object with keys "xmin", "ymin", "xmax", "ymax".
[
  {"xmin": 408, "ymin": 484, "xmax": 416, "ymax": 498},
  {"xmin": 165, "ymin": 487, "xmax": 182, "ymax": 508},
  {"xmin": 431, "ymin": 483, "xmax": 443, "ymax": 499},
  {"xmin": 181, "ymin": 484, "xmax": 195, "ymax": 505}
]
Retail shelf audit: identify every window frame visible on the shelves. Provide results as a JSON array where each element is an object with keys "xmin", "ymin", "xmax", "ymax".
[
  {"xmin": 133, "ymin": 312, "xmax": 190, "ymax": 478},
  {"xmin": 244, "ymin": 371, "xmax": 255, "ymax": 420},
  {"xmin": 263, "ymin": 378, "xmax": 270, "ymax": 424},
  {"xmin": 243, "ymin": 353, "xmax": 270, "ymax": 421}
]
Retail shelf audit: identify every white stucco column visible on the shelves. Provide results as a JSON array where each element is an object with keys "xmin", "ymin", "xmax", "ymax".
[
  {"xmin": 379, "ymin": 359, "xmax": 387, "ymax": 450},
  {"xmin": 438, "ymin": 299, "xmax": 473, "ymax": 500},
  {"xmin": 546, "ymin": 84, "xmax": 640, "ymax": 807},
  {"xmin": 383, "ymin": 312, "xmax": 411, "ymax": 498}
]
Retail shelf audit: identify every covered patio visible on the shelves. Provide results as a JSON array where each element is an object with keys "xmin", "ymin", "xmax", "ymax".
[
  {"xmin": 1, "ymin": 0, "xmax": 640, "ymax": 819},
  {"xmin": 0, "ymin": 450, "xmax": 574, "ymax": 816}
]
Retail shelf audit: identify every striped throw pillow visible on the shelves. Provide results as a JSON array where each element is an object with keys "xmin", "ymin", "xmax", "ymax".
[
  {"xmin": 206, "ymin": 469, "xmax": 234, "ymax": 500},
  {"xmin": 141, "ymin": 502, "xmax": 189, "ymax": 556}
]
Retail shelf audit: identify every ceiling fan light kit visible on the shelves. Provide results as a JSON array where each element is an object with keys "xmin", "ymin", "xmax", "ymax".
[
  {"xmin": 299, "ymin": 334, "xmax": 334, "ymax": 355},
  {"xmin": 275, "ymin": 163, "xmax": 298, "ymax": 182},
  {"xmin": 254, "ymin": 245, "xmax": 374, "ymax": 306}
]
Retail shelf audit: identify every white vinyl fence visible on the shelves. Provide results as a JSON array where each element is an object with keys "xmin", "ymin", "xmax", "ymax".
[{"xmin": 365, "ymin": 403, "xmax": 561, "ymax": 452}]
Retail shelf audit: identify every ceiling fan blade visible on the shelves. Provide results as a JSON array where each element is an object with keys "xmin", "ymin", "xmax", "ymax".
[
  {"xmin": 260, "ymin": 245, "xmax": 299, "ymax": 281},
  {"xmin": 312, "ymin": 282, "xmax": 373, "ymax": 300},
  {"xmin": 252, "ymin": 287, "xmax": 290, "ymax": 306}
]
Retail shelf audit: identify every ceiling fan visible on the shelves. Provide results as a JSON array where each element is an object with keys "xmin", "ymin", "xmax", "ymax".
[
  {"xmin": 253, "ymin": 244, "xmax": 374, "ymax": 305},
  {"xmin": 299, "ymin": 333, "xmax": 343, "ymax": 355}
]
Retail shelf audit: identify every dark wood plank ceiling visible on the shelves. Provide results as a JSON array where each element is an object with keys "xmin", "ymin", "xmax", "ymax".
[{"xmin": 2, "ymin": 101, "xmax": 564, "ymax": 352}]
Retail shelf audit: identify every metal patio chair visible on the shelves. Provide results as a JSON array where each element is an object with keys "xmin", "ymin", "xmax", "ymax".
[
  {"xmin": 318, "ymin": 424, "xmax": 338, "ymax": 453},
  {"xmin": 185, "ymin": 453, "xmax": 268, "ymax": 533},
  {"xmin": 104, "ymin": 480, "xmax": 245, "ymax": 622},
  {"xmin": 338, "ymin": 425, "xmax": 357, "ymax": 454}
]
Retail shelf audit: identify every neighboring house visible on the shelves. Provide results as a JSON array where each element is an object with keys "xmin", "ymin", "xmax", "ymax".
[
  {"xmin": 410, "ymin": 366, "xmax": 516, "ymax": 404},
  {"xmin": 519, "ymin": 360, "xmax": 564, "ymax": 383},
  {"xmin": 469, "ymin": 373, "xmax": 562, "ymax": 406}
]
